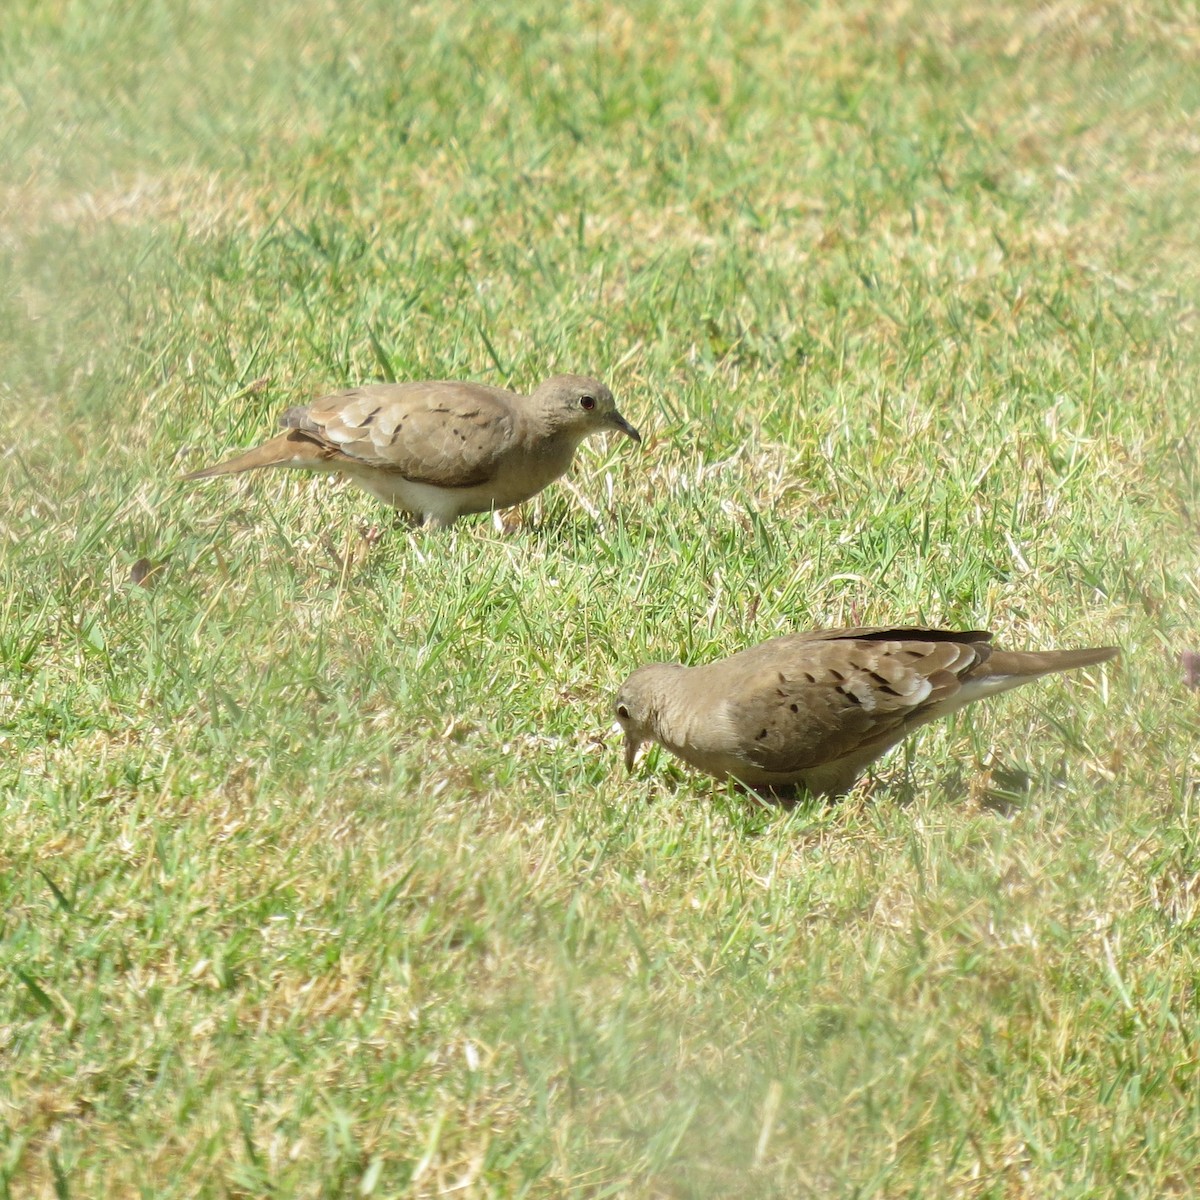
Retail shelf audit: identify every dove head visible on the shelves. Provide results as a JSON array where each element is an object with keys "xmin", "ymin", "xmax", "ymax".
[
  {"xmin": 614, "ymin": 663, "xmax": 683, "ymax": 773},
  {"xmin": 532, "ymin": 374, "xmax": 641, "ymax": 444}
]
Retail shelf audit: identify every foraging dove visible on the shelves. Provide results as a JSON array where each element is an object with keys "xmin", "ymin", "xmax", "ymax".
[
  {"xmin": 185, "ymin": 374, "xmax": 640, "ymax": 527},
  {"xmin": 614, "ymin": 626, "xmax": 1118, "ymax": 796}
]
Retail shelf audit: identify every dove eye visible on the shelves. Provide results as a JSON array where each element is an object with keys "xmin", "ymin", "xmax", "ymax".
[
  {"xmin": 616, "ymin": 703, "xmax": 630, "ymax": 719},
  {"xmin": 580, "ymin": 395, "xmax": 596, "ymax": 411}
]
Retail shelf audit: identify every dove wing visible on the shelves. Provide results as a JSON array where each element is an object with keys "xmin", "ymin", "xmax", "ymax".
[
  {"xmin": 286, "ymin": 381, "xmax": 519, "ymax": 488},
  {"xmin": 714, "ymin": 632, "xmax": 992, "ymax": 776}
]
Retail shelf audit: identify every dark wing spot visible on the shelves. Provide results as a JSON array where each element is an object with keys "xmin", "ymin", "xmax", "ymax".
[
  {"xmin": 360, "ymin": 407, "xmax": 381, "ymax": 426},
  {"xmin": 829, "ymin": 669, "xmax": 845, "ymax": 682},
  {"xmin": 868, "ymin": 670, "xmax": 903, "ymax": 697},
  {"xmin": 790, "ymin": 703, "xmax": 799, "ymax": 713},
  {"xmin": 756, "ymin": 728, "xmax": 768, "ymax": 740},
  {"xmin": 804, "ymin": 672, "xmax": 817, "ymax": 684},
  {"xmin": 843, "ymin": 689, "xmax": 862, "ymax": 706}
]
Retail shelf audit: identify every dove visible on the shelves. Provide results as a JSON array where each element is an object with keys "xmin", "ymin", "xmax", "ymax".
[
  {"xmin": 185, "ymin": 373, "xmax": 640, "ymax": 527},
  {"xmin": 614, "ymin": 626, "xmax": 1118, "ymax": 796}
]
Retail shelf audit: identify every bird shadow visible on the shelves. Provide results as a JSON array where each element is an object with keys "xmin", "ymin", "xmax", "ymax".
[
  {"xmin": 740, "ymin": 762, "xmax": 1036, "ymax": 820},
  {"xmin": 706, "ymin": 780, "xmax": 842, "ymax": 838},
  {"xmin": 634, "ymin": 752, "xmax": 1035, "ymax": 836},
  {"xmin": 971, "ymin": 763, "xmax": 1034, "ymax": 816},
  {"xmin": 913, "ymin": 758, "xmax": 1033, "ymax": 817}
]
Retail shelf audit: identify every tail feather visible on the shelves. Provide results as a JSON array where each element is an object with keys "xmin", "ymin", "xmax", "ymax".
[
  {"xmin": 986, "ymin": 645, "xmax": 1120, "ymax": 679},
  {"xmin": 183, "ymin": 432, "xmax": 329, "ymax": 481}
]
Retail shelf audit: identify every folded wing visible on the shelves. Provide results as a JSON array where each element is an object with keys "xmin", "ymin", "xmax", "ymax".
[
  {"xmin": 283, "ymin": 382, "xmax": 518, "ymax": 488},
  {"xmin": 727, "ymin": 631, "xmax": 993, "ymax": 775}
]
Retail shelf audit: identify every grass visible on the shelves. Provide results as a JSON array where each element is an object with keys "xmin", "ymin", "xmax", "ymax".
[{"xmin": 2, "ymin": 0, "xmax": 1199, "ymax": 1194}]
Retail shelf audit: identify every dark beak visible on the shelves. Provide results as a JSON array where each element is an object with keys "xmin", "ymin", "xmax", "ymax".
[
  {"xmin": 609, "ymin": 410, "xmax": 642, "ymax": 444},
  {"xmin": 623, "ymin": 730, "xmax": 641, "ymax": 774}
]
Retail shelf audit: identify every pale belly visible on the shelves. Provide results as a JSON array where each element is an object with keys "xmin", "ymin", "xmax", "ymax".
[{"xmin": 344, "ymin": 458, "xmax": 572, "ymax": 526}]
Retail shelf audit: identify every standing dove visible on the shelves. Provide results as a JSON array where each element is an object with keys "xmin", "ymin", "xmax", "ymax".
[
  {"xmin": 614, "ymin": 626, "xmax": 1118, "ymax": 796},
  {"xmin": 185, "ymin": 373, "xmax": 640, "ymax": 527}
]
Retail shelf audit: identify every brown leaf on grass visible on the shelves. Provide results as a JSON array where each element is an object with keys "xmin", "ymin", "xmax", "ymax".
[
  {"xmin": 1182, "ymin": 650, "xmax": 1200, "ymax": 689},
  {"xmin": 129, "ymin": 557, "xmax": 166, "ymax": 589}
]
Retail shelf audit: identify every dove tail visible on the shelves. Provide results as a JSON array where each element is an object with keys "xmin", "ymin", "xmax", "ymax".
[
  {"xmin": 183, "ymin": 432, "xmax": 329, "ymax": 480},
  {"xmin": 986, "ymin": 645, "xmax": 1120, "ymax": 678}
]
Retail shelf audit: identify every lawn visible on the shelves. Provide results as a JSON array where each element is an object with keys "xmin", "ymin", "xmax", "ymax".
[{"xmin": 2, "ymin": 0, "xmax": 1199, "ymax": 1195}]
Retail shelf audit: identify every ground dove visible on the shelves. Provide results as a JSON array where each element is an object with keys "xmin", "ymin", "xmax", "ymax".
[
  {"xmin": 614, "ymin": 626, "xmax": 1118, "ymax": 796},
  {"xmin": 185, "ymin": 374, "xmax": 640, "ymax": 527}
]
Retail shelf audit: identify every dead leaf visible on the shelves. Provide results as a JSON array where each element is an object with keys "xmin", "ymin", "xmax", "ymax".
[
  {"xmin": 129, "ymin": 557, "xmax": 166, "ymax": 589},
  {"xmin": 1182, "ymin": 649, "xmax": 1200, "ymax": 689}
]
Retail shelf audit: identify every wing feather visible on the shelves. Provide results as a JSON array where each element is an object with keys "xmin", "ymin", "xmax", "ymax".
[
  {"xmin": 283, "ymin": 382, "xmax": 518, "ymax": 488},
  {"xmin": 716, "ymin": 634, "xmax": 990, "ymax": 775}
]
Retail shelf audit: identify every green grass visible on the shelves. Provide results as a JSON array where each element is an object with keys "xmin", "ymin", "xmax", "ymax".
[{"xmin": 2, "ymin": 0, "xmax": 1199, "ymax": 1194}]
